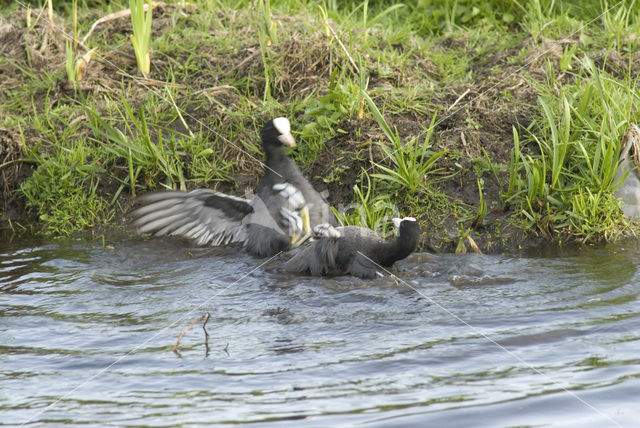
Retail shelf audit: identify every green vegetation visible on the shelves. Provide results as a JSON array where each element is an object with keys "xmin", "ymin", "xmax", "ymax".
[
  {"xmin": 1, "ymin": 0, "xmax": 640, "ymax": 251},
  {"xmin": 505, "ymin": 56, "xmax": 639, "ymax": 242},
  {"xmin": 129, "ymin": 0, "xmax": 152, "ymax": 75},
  {"xmin": 334, "ymin": 170, "xmax": 400, "ymax": 239}
]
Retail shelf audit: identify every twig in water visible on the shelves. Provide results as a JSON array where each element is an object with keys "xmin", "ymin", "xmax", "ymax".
[
  {"xmin": 173, "ymin": 312, "xmax": 211, "ymax": 353},
  {"xmin": 202, "ymin": 311, "xmax": 210, "ymax": 338}
]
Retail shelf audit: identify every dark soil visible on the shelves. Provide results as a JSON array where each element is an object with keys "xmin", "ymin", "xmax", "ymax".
[{"xmin": 0, "ymin": 128, "xmax": 31, "ymax": 221}]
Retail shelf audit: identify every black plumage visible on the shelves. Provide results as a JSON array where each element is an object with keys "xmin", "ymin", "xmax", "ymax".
[
  {"xmin": 257, "ymin": 119, "xmax": 337, "ymax": 228},
  {"xmin": 284, "ymin": 217, "xmax": 420, "ymax": 279},
  {"xmin": 131, "ymin": 117, "xmax": 334, "ymax": 257}
]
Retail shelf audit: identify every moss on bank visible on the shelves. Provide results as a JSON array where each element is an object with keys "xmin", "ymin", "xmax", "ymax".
[{"xmin": 1, "ymin": 1, "xmax": 640, "ymax": 252}]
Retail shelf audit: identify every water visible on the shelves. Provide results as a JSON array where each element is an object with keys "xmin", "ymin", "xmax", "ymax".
[{"xmin": 1, "ymin": 231, "xmax": 639, "ymax": 427}]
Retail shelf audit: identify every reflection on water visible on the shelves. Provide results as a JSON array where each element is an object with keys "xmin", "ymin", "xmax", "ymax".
[{"xmin": 1, "ymin": 231, "xmax": 639, "ymax": 427}]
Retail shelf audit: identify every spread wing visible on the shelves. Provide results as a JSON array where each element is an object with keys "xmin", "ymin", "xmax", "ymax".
[{"xmin": 131, "ymin": 189, "xmax": 253, "ymax": 246}]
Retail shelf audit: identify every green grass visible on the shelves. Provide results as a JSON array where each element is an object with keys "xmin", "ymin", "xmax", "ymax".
[
  {"xmin": 333, "ymin": 170, "xmax": 400, "ymax": 239},
  {"xmin": 129, "ymin": 0, "xmax": 152, "ymax": 75},
  {"xmin": 19, "ymin": 137, "xmax": 111, "ymax": 235},
  {"xmin": 505, "ymin": 55, "xmax": 639, "ymax": 242},
  {"xmin": 1, "ymin": 0, "xmax": 640, "ymax": 247},
  {"xmin": 369, "ymin": 107, "xmax": 444, "ymax": 195}
]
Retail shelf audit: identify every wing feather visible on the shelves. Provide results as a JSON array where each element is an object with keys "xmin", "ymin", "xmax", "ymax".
[{"xmin": 131, "ymin": 189, "xmax": 253, "ymax": 247}]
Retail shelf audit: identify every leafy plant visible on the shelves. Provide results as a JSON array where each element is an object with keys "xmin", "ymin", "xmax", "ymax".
[
  {"xmin": 259, "ymin": 0, "xmax": 278, "ymax": 45},
  {"xmin": 302, "ymin": 82, "xmax": 358, "ymax": 140},
  {"xmin": 333, "ymin": 170, "xmax": 399, "ymax": 238},
  {"xmin": 566, "ymin": 187, "xmax": 626, "ymax": 242},
  {"xmin": 86, "ymin": 96, "xmax": 186, "ymax": 195},
  {"xmin": 295, "ymin": 71, "xmax": 362, "ymax": 165},
  {"xmin": 19, "ymin": 139, "xmax": 110, "ymax": 235},
  {"xmin": 367, "ymin": 107, "xmax": 444, "ymax": 194},
  {"xmin": 600, "ymin": 0, "xmax": 638, "ymax": 49},
  {"xmin": 65, "ymin": 40, "xmax": 76, "ymax": 87},
  {"xmin": 472, "ymin": 178, "xmax": 487, "ymax": 228},
  {"xmin": 180, "ymin": 132, "xmax": 236, "ymax": 184},
  {"xmin": 361, "ymin": 0, "xmax": 406, "ymax": 42},
  {"xmin": 129, "ymin": 0, "xmax": 152, "ymax": 75},
  {"xmin": 559, "ymin": 43, "xmax": 577, "ymax": 71},
  {"xmin": 504, "ymin": 56, "xmax": 637, "ymax": 241}
]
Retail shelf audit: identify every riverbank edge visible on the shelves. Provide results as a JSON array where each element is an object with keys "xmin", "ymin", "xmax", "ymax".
[{"xmin": 2, "ymin": 2, "xmax": 640, "ymax": 253}]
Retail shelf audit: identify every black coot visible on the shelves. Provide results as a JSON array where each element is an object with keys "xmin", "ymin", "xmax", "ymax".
[
  {"xmin": 284, "ymin": 217, "xmax": 420, "ymax": 279},
  {"xmin": 132, "ymin": 118, "xmax": 334, "ymax": 257}
]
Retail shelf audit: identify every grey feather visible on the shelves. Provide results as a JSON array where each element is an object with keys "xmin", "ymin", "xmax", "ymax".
[
  {"xmin": 282, "ymin": 220, "xmax": 420, "ymax": 278},
  {"xmin": 284, "ymin": 236, "xmax": 339, "ymax": 276},
  {"xmin": 132, "ymin": 189, "xmax": 252, "ymax": 247}
]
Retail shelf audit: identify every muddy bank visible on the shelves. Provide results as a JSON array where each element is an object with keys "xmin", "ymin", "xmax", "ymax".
[{"xmin": 1, "ymin": 5, "xmax": 639, "ymax": 252}]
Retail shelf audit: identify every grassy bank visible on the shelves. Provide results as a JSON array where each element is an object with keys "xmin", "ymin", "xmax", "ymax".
[{"xmin": 1, "ymin": 0, "xmax": 640, "ymax": 252}]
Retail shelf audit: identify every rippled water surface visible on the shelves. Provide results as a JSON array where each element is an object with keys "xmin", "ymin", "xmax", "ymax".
[{"xmin": 1, "ymin": 231, "xmax": 639, "ymax": 427}]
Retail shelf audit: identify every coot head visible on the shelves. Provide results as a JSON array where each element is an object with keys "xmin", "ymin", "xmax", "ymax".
[
  {"xmin": 261, "ymin": 117, "xmax": 296, "ymax": 150},
  {"xmin": 392, "ymin": 216, "xmax": 419, "ymax": 236}
]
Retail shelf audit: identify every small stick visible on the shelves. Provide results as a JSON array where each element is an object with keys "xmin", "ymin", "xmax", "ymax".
[
  {"xmin": 81, "ymin": 8, "xmax": 136, "ymax": 46},
  {"xmin": 192, "ymin": 85, "xmax": 237, "ymax": 96},
  {"xmin": 81, "ymin": 2, "xmax": 197, "ymax": 45},
  {"xmin": 460, "ymin": 131, "xmax": 467, "ymax": 147},
  {"xmin": 173, "ymin": 312, "xmax": 211, "ymax": 352},
  {"xmin": 447, "ymin": 88, "xmax": 471, "ymax": 111},
  {"xmin": 232, "ymin": 48, "xmax": 261, "ymax": 72},
  {"xmin": 202, "ymin": 311, "xmax": 210, "ymax": 338},
  {"xmin": 38, "ymin": 31, "xmax": 49, "ymax": 54}
]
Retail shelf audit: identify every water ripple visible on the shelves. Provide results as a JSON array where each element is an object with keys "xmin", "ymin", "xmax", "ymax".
[{"xmin": 1, "ymin": 236, "xmax": 639, "ymax": 426}]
